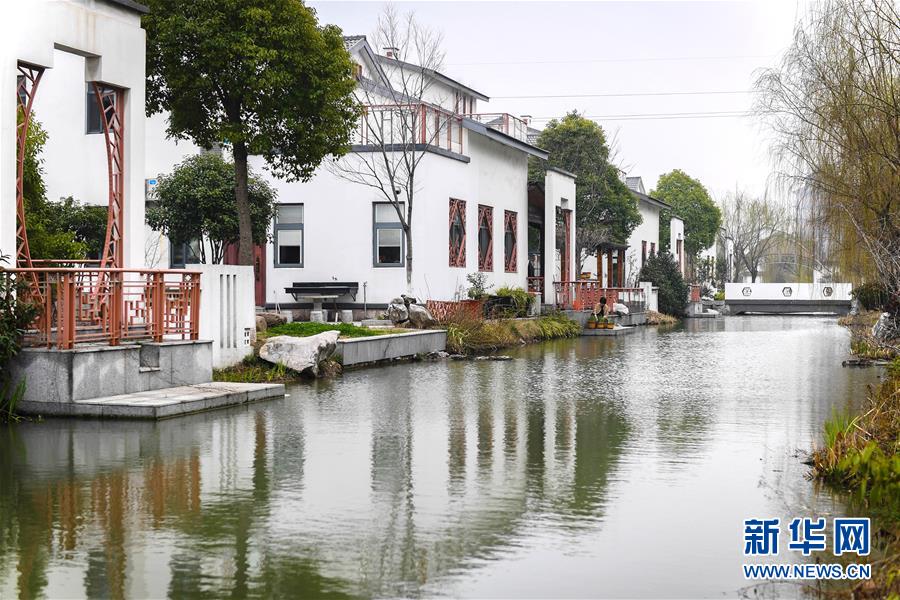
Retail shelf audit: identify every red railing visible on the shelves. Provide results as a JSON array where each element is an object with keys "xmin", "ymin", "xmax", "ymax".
[
  {"xmin": 554, "ymin": 281, "xmax": 646, "ymax": 313},
  {"xmin": 463, "ymin": 113, "xmax": 528, "ymax": 143},
  {"xmin": 2, "ymin": 268, "xmax": 200, "ymax": 350},
  {"xmin": 353, "ymin": 103, "xmax": 464, "ymax": 155},
  {"xmin": 426, "ymin": 299, "xmax": 484, "ymax": 323},
  {"xmin": 527, "ymin": 276, "xmax": 544, "ymax": 295}
]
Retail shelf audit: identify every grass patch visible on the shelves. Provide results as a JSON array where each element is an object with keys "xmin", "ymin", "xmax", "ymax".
[
  {"xmin": 444, "ymin": 313, "xmax": 580, "ymax": 354},
  {"xmin": 266, "ymin": 322, "xmax": 398, "ymax": 339},
  {"xmin": 213, "ymin": 355, "xmax": 298, "ymax": 383},
  {"xmin": 811, "ymin": 361, "xmax": 900, "ymax": 597},
  {"xmin": 646, "ymin": 310, "xmax": 679, "ymax": 326}
]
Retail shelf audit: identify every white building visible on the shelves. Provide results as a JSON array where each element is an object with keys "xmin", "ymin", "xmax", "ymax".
[{"xmin": 1, "ymin": 0, "xmax": 149, "ymax": 268}]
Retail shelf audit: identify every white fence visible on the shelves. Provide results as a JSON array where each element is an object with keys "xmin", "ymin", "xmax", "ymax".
[
  {"xmin": 196, "ymin": 264, "xmax": 256, "ymax": 368},
  {"xmin": 725, "ymin": 282, "xmax": 852, "ymax": 301}
]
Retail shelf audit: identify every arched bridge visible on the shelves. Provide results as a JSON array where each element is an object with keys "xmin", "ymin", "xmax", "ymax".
[{"xmin": 724, "ymin": 283, "xmax": 852, "ymax": 315}]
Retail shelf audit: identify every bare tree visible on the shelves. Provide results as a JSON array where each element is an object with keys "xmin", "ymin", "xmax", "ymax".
[
  {"xmin": 328, "ymin": 6, "xmax": 453, "ymax": 292},
  {"xmin": 721, "ymin": 191, "xmax": 790, "ymax": 283},
  {"xmin": 755, "ymin": 0, "xmax": 900, "ymax": 305}
]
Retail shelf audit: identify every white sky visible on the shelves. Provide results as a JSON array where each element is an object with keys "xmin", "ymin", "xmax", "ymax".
[{"xmin": 310, "ymin": 0, "xmax": 809, "ymax": 203}]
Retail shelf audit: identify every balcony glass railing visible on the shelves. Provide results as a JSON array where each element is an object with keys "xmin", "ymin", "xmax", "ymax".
[
  {"xmin": 352, "ymin": 103, "xmax": 464, "ymax": 155},
  {"xmin": 462, "ymin": 113, "xmax": 529, "ymax": 143}
]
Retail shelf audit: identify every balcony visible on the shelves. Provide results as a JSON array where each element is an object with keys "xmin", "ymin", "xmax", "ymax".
[
  {"xmin": 352, "ymin": 103, "xmax": 464, "ymax": 155},
  {"xmin": 463, "ymin": 113, "xmax": 529, "ymax": 143}
]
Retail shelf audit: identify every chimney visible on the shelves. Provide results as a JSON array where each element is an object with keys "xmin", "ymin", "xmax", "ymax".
[
  {"xmin": 520, "ymin": 114, "xmax": 532, "ymax": 125},
  {"xmin": 383, "ymin": 46, "xmax": 399, "ymax": 59}
]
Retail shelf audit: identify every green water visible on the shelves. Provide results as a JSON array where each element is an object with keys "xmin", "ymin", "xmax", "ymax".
[{"xmin": 0, "ymin": 317, "xmax": 880, "ymax": 598}]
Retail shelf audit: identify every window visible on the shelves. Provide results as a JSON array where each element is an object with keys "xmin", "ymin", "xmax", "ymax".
[
  {"xmin": 504, "ymin": 210, "xmax": 517, "ymax": 272},
  {"xmin": 676, "ymin": 239, "xmax": 683, "ymax": 270},
  {"xmin": 274, "ymin": 204, "xmax": 304, "ymax": 267},
  {"xmin": 642, "ymin": 241, "xmax": 647, "ymax": 265},
  {"xmin": 374, "ymin": 203, "xmax": 404, "ymax": 266},
  {"xmin": 650, "ymin": 242, "xmax": 656, "ymax": 256},
  {"xmin": 170, "ymin": 239, "xmax": 202, "ymax": 268},
  {"xmin": 478, "ymin": 205, "xmax": 493, "ymax": 272},
  {"xmin": 85, "ymin": 84, "xmax": 115, "ymax": 135},
  {"xmin": 449, "ymin": 199, "xmax": 466, "ymax": 267}
]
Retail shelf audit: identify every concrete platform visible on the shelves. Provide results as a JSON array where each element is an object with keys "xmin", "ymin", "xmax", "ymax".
[
  {"xmin": 337, "ymin": 330, "xmax": 447, "ymax": 366},
  {"xmin": 17, "ymin": 382, "xmax": 285, "ymax": 420},
  {"xmin": 581, "ymin": 326, "xmax": 638, "ymax": 337}
]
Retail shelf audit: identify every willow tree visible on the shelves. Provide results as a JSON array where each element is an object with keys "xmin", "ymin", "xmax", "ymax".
[
  {"xmin": 144, "ymin": 0, "xmax": 359, "ymax": 265},
  {"xmin": 755, "ymin": 0, "xmax": 899, "ymax": 309}
]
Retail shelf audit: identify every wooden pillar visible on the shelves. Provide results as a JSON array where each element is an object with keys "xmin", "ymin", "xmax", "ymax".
[
  {"xmin": 596, "ymin": 250, "xmax": 602, "ymax": 282},
  {"xmin": 617, "ymin": 249, "xmax": 625, "ymax": 287},
  {"xmin": 606, "ymin": 251, "xmax": 614, "ymax": 288}
]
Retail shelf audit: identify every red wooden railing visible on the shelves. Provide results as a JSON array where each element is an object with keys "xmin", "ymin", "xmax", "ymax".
[
  {"xmin": 2, "ymin": 268, "xmax": 200, "ymax": 350},
  {"xmin": 527, "ymin": 276, "xmax": 544, "ymax": 295},
  {"xmin": 554, "ymin": 280, "xmax": 646, "ymax": 313}
]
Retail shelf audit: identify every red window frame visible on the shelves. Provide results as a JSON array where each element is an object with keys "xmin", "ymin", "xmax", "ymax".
[
  {"xmin": 478, "ymin": 205, "xmax": 494, "ymax": 272},
  {"xmin": 504, "ymin": 210, "xmax": 517, "ymax": 273},
  {"xmin": 449, "ymin": 198, "xmax": 466, "ymax": 267}
]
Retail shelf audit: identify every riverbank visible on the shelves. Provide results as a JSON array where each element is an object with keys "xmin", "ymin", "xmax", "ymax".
[
  {"xmin": 213, "ymin": 314, "xmax": 581, "ymax": 382},
  {"xmin": 838, "ymin": 311, "xmax": 899, "ymax": 360},
  {"xmin": 812, "ymin": 359, "xmax": 900, "ymax": 597}
]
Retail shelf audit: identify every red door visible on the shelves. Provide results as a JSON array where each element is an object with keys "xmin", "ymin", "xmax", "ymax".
[{"xmin": 224, "ymin": 243, "xmax": 267, "ymax": 307}]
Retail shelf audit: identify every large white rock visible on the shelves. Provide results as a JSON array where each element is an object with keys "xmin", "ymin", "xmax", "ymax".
[
  {"xmin": 612, "ymin": 302, "xmax": 629, "ymax": 315},
  {"xmin": 407, "ymin": 304, "xmax": 436, "ymax": 329},
  {"xmin": 872, "ymin": 312, "xmax": 898, "ymax": 342},
  {"xmin": 387, "ymin": 302, "xmax": 408, "ymax": 324},
  {"xmin": 259, "ymin": 331, "xmax": 339, "ymax": 377}
]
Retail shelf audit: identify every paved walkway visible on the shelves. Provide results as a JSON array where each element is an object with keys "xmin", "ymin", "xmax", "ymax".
[{"xmin": 18, "ymin": 382, "xmax": 285, "ymax": 419}]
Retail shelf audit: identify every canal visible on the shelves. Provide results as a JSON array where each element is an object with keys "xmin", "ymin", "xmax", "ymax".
[{"xmin": 0, "ymin": 316, "xmax": 881, "ymax": 598}]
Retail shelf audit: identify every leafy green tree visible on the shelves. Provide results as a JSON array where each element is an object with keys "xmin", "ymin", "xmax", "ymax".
[
  {"xmin": 530, "ymin": 111, "xmax": 641, "ymax": 274},
  {"xmin": 652, "ymin": 170, "xmax": 721, "ymax": 279},
  {"xmin": 147, "ymin": 153, "xmax": 277, "ymax": 264},
  {"xmin": 144, "ymin": 0, "xmax": 359, "ymax": 265},
  {"xmin": 638, "ymin": 251, "xmax": 689, "ymax": 317},
  {"xmin": 20, "ymin": 115, "xmax": 97, "ymax": 260}
]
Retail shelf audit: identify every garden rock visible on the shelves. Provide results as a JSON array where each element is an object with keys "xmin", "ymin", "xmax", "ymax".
[
  {"xmin": 259, "ymin": 312, "xmax": 287, "ymax": 327},
  {"xmin": 612, "ymin": 302, "xmax": 629, "ymax": 315},
  {"xmin": 872, "ymin": 312, "xmax": 898, "ymax": 342},
  {"xmin": 407, "ymin": 304, "xmax": 436, "ymax": 329},
  {"xmin": 387, "ymin": 302, "xmax": 408, "ymax": 324},
  {"xmin": 401, "ymin": 294, "xmax": 418, "ymax": 307},
  {"xmin": 259, "ymin": 331, "xmax": 339, "ymax": 377},
  {"xmin": 255, "ymin": 315, "xmax": 267, "ymax": 333}
]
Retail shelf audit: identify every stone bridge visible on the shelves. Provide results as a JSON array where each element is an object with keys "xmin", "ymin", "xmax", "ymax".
[{"xmin": 724, "ymin": 283, "xmax": 852, "ymax": 315}]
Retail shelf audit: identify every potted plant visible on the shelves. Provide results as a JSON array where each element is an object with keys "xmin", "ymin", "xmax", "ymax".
[{"xmin": 587, "ymin": 314, "xmax": 597, "ymax": 329}]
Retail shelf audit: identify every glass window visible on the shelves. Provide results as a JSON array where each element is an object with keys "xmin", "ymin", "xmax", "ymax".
[
  {"xmin": 275, "ymin": 204, "xmax": 304, "ymax": 267},
  {"xmin": 86, "ymin": 84, "xmax": 102, "ymax": 134},
  {"xmin": 373, "ymin": 202, "xmax": 404, "ymax": 266},
  {"xmin": 478, "ymin": 205, "xmax": 493, "ymax": 272},
  {"xmin": 170, "ymin": 239, "xmax": 202, "ymax": 268},
  {"xmin": 504, "ymin": 210, "xmax": 517, "ymax": 273},
  {"xmin": 449, "ymin": 199, "xmax": 466, "ymax": 267}
]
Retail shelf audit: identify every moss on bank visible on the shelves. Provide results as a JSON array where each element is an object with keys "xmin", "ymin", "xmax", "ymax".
[
  {"xmin": 445, "ymin": 314, "xmax": 580, "ymax": 354},
  {"xmin": 811, "ymin": 360, "xmax": 900, "ymax": 598}
]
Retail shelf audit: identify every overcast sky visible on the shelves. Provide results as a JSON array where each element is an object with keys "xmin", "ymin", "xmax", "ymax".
[{"xmin": 310, "ymin": 0, "xmax": 809, "ymax": 203}]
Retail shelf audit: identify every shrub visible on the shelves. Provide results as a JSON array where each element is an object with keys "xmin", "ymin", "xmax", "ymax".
[
  {"xmin": 0, "ymin": 254, "xmax": 40, "ymax": 420},
  {"xmin": 714, "ymin": 290, "xmax": 725, "ymax": 301},
  {"xmin": 638, "ymin": 252, "xmax": 689, "ymax": 317},
  {"xmin": 851, "ymin": 282, "xmax": 890, "ymax": 311},
  {"xmin": 466, "ymin": 272, "xmax": 492, "ymax": 299},
  {"xmin": 493, "ymin": 285, "xmax": 535, "ymax": 317}
]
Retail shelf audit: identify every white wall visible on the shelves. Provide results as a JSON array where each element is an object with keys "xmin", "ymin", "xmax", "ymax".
[
  {"xmin": 724, "ymin": 282, "xmax": 852, "ymax": 301},
  {"xmin": 625, "ymin": 200, "xmax": 660, "ymax": 284},
  {"xmin": 543, "ymin": 170, "xmax": 576, "ymax": 305},
  {"xmin": 196, "ymin": 264, "xmax": 256, "ymax": 368},
  {"xmin": 669, "ymin": 216, "xmax": 685, "ymax": 276},
  {"xmin": 260, "ymin": 129, "xmax": 532, "ymax": 307},
  {"xmin": 1, "ymin": 0, "xmax": 147, "ymax": 268}
]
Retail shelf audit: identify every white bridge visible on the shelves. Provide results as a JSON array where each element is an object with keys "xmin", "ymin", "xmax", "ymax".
[{"xmin": 724, "ymin": 283, "xmax": 853, "ymax": 315}]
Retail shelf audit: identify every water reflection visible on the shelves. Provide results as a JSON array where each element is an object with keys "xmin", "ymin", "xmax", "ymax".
[{"xmin": 0, "ymin": 317, "xmax": 881, "ymax": 598}]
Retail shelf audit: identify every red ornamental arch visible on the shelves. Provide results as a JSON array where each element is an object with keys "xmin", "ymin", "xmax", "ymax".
[{"xmin": 14, "ymin": 62, "xmax": 125, "ymax": 271}]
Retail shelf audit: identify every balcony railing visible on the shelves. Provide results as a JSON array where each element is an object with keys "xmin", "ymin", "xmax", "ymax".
[
  {"xmin": 554, "ymin": 280, "xmax": 646, "ymax": 313},
  {"xmin": 353, "ymin": 103, "xmax": 465, "ymax": 155},
  {"xmin": 463, "ymin": 113, "xmax": 528, "ymax": 143},
  {"xmin": 2, "ymin": 268, "xmax": 201, "ymax": 350}
]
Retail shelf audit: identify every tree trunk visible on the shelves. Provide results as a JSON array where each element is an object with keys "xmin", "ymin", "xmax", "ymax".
[{"xmin": 232, "ymin": 141, "xmax": 254, "ymax": 266}]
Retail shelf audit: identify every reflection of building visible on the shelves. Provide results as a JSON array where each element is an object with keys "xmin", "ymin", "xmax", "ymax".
[{"xmin": 0, "ymin": 359, "xmax": 629, "ymax": 599}]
